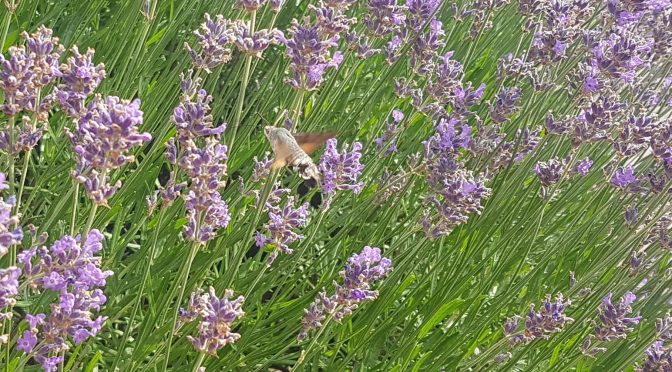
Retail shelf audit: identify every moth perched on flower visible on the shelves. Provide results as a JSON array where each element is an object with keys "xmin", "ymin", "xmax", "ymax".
[{"xmin": 263, "ymin": 126, "xmax": 335, "ymax": 183}]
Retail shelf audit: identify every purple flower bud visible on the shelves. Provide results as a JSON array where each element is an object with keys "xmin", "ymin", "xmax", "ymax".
[
  {"xmin": 573, "ymin": 158, "xmax": 593, "ymax": 176},
  {"xmin": 625, "ymin": 207, "xmax": 638, "ymax": 226},
  {"xmin": 298, "ymin": 246, "xmax": 392, "ymax": 340},
  {"xmin": 534, "ymin": 158, "xmax": 565, "ymax": 187},
  {"xmin": 179, "ymin": 287, "xmax": 245, "ymax": 355},
  {"xmin": 66, "ymin": 95, "xmax": 151, "ymax": 205},
  {"xmin": 237, "ymin": 0, "xmax": 266, "ymax": 11},
  {"xmin": 269, "ymin": 0, "xmax": 284, "ymax": 11},
  {"xmin": 611, "ymin": 166, "xmax": 637, "ymax": 189},
  {"xmin": 231, "ymin": 21, "xmax": 284, "ymax": 58},
  {"xmin": 0, "ymin": 184, "xmax": 23, "ymax": 258},
  {"xmin": 252, "ymin": 152, "xmax": 273, "ymax": 182},
  {"xmin": 185, "ymin": 14, "xmax": 236, "ymax": 72},
  {"xmin": 319, "ymin": 139, "xmax": 365, "ymax": 206},
  {"xmin": 256, "ymin": 184, "xmax": 310, "ymax": 266},
  {"xmin": 53, "ymin": 46, "xmax": 106, "ymax": 118},
  {"xmin": 489, "ymin": 87, "xmax": 522, "ymax": 124},
  {"xmin": 593, "ymin": 291, "xmax": 642, "ymax": 341},
  {"xmin": 0, "ymin": 267, "xmax": 20, "ymax": 318}
]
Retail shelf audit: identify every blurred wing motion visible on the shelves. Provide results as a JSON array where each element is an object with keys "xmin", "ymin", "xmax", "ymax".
[{"xmin": 294, "ymin": 132, "xmax": 337, "ymax": 155}]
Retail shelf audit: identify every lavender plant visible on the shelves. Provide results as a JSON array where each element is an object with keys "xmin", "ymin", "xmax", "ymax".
[{"xmin": 1, "ymin": 0, "xmax": 672, "ymax": 371}]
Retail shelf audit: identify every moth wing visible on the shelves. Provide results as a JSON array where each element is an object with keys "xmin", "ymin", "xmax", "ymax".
[{"xmin": 294, "ymin": 132, "xmax": 337, "ymax": 155}]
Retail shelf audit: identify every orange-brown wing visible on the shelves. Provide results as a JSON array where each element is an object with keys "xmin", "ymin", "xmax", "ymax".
[{"xmin": 294, "ymin": 132, "xmax": 337, "ymax": 155}]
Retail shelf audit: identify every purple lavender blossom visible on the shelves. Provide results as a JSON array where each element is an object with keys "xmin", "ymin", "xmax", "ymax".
[
  {"xmin": 312, "ymin": 4, "xmax": 357, "ymax": 37},
  {"xmin": 0, "ymin": 267, "xmax": 21, "ymax": 321},
  {"xmin": 180, "ymin": 138, "xmax": 231, "ymax": 244},
  {"xmin": 513, "ymin": 128, "xmax": 540, "ymax": 163},
  {"xmin": 637, "ymin": 341, "xmax": 672, "ymax": 371},
  {"xmin": 179, "ymin": 287, "xmax": 245, "ymax": 355},
  {"xmin": 16, "ymin": 230, "xmax": 111, "ymax": 371},
  {"xmin": 284, "ymin": 18, "xmax": 343, "ymax": 91},
  {"xmin": 185, "ymin": 14, "xmax": 236, "ymax": 72},
  {"xmin": 489, "ymin": 87, "xmax": 522, "ymax": 124},
  {"xmin": 252, "ymin": 152, "xmax": 273, "ymax": 182},
  {"xmin": 409, "ymin": 19, "xmax": 445, "ymax": 75},
  {"xmin": 625, "ymin": 207, "xmax": 638, "ymax": 226},
  {"xmin": 0, "ymin": 46, "xmax": 35, "ymax": 117},
  {"xmin": 231, "ymin": 21, "xmax": 284, "ymax": 58},
  {"xmin": 270, "ymin": 0, "xmax": 284, "ymax": 12},
  {"xmin": 374, "ymin": 109, "xmax": 404, "ymax": 155},
  {"xmin": 237, "ymin": 0, "xmax": 266, "ymax": 11},
  {"xmin": 0, "ymin": 190, "xmax": 23, "ymax": 258},
  {"xmin": 53, "ymin": 46, "xmax": 106, "ymax": 118},
  {"xmin": 18, "ymin": 287, "xmax": 108, "ymax": 370},
  {"xmin": 298, "ymin": 246, "xmax": 392, "ymax": 341},
  {"xmin": 17, "ymin": 230, "xmax": 112, "ymax": 291},
  {"xmin": 345, "ymin": 32, "xmax": 381, "ymax": 59},
  {"xmin": 66, "ymin": 95, "xmax": 151, "ymax": 205},
  {"xmin": 574, "ymin": 158, "xmax": 593, "ymax": 176},
  {"xmin": 593, "ymin": 292, "xmax": 642, "ymax": 341},
  {"xmin": 611, "ymin": 166, "xmax": 637, "ymax": 189},
  {"xmin": 172, "ymin": 71, "xmax": 226, "ymax": 143},
  {"xmin": 503, "ymin": 294, "xmax": 573, "ymax": 345},
  {"xmin": 256, "ymin": 184, "xmax": 310, "ymax": 266},
  {"xmin": 364, "ymin": 0, "xmax": 407, "ymax": 37},
  {"xmin": 319, "ymin": 139, "xmax": 365, "ymax": 205},
  {"xmin": 534, "ymin": 158, "xmax": 565, "ymax": 187}
]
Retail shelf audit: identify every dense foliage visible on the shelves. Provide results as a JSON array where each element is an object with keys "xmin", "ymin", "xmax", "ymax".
[{"xmin": 1, "ymin": 0, "xmax": 672, "ymax": 371}]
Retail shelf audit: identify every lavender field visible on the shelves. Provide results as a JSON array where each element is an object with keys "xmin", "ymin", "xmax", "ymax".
[{"xmin": 1, "ymin": 0, "xmax": 672, "ymax": 370}]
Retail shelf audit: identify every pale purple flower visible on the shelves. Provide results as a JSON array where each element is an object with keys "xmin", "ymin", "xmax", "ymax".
[
  {"xmin": 0, "ymin": 45, "xmax": 35, "ymax": 116},
  {"xmin": 345, "ymin": 32, "xmax": 381, "ymax": 59},
  {"xmin": 284, "ymin": 19, "xmax": 343, "ymax": 91},
  {"xmin": 611, "ymin": 166, "xmax": 637, "ymax": 188},
  {"xmin": 16, "ymin": 330, "xmax": 37, "ymax": 352},
  {"xmin": 0, "ymin": 267, "xmax": 20, "ymax": 320},
  {"xmin": 256, "ymin": 184, "xmax": 310, "ymax": 266},
  {"xmin": 66, "ymin": 95, "xmax": 151, "ymax": 206},
  {"xmin": 319, "ymin": 139, "xmax": 365, "ymax": 204},
  {"xmin": 185, "ymin": 14, "xmax": 236, "ymax": 72},
  {"xmin": 489, "ymin": 87, "xmax": 522, "ymax": 124},
  {"xmin": 172, "ymin": 71, "xmax": 226, "ymax": 143},
  {"xmin": 534, "ymin": 158, "xmax": 564, "ymax": 187},
  {"xmin": 365, "ymin": 0, "xmax": 406, "ymax": 36},
  {"xmin": 231, "ymin": 21, "xmax": 285, "ymax": 58},
  {"xmin": 252, "ymin": 152, "xmax": 273, "ymax": 182},
  {"xmin": 179, "ymin": 287, "xmax": 245, "ymax": 355},
  {"xmin": 312, "ymin": 4, "xmax": 356, "ymax": 37},
  {"xmin": 374, "ymin": 109, "xmax": 404, "ymax": 154},
  {"xmin": 298, "ymin": 246, "xmax": 392, "ymax": 341},
  {"xmin": 0, "ymin": 191, "xmax": 23, "ymax": 258},
  {"xmin": 503, "ymin": 294, "xmax": 573, "ymax": 345},
  {"xmin": 625, "ymin": 207, "xmax": 638, "ymax": 226},
  {"xmin": 18, "ymin": 230, "xmax": 112, "ymax": 291},
  {"xmin": 494, "ymin": 353, "xmax": 512, "ymax": 363},
  {"xmin": 270, "ymin": 0, "xmax": 284, "ymax": 11},
  {"xmin": 637, "ymin": 341, "xmax": 672, "ymax": 371},
  {"xmin": 52, "ymin": 46, "xmax": 106, "ymax": 118},
  {"xmin": 513, "ymin": 128, "xmax": 540, "ymax": 162},
  {"xmin": 180, "ymin": 138, "xmax": 231, "ymax": 244},
  {"xmin": 237, "ymin": 0, "xmax": 266, "ymax": 11},
  {"xmin": 593, "ymin": 292, "xmax": 642, "ymax": 341},
  {"xmin": 575, "ymin": 158, "xmax": 593, "ymax": 176}
]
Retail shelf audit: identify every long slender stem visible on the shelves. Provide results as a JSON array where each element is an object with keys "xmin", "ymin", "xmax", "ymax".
[
  {"xmin": 0, "ymin": 0, "xmax": 15, "ymax": 53},
  {"xmin": 112, "ymin": 208, "xmax": 166, "ymax": 371},
  {"xmin": 191, "ymin": 353, "xmax": 206, "ymax": 372},
  {"xmin": 15, "ymin": 148, "xmax": 30, "ymax": 211},
  {"xmin": 228, "ymin": 10, "xmax": 257, "ymax": 152},
  {"xmin": 163, "ymin": 218, "xmax": 202, "ymax": 371},
  {"xmin": 7, "ymin": 116, "xmax": 15, "ymax": 195},
  {"xmin": 70, "ymin": 182, "xmax": 79, "ymax": 235}
]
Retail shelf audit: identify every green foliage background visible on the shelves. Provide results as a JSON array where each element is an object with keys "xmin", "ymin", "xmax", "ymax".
[{"xmin": 2, "ymin": 0, "xmax": 671, "ymax": 371}]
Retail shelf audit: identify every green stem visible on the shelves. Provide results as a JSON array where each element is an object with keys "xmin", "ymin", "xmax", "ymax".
[
  {"xmin": 191, "ymin": 353, "xmax": 206, "ymax": 372},
  {"xmin": 294, "ymin": 316, "xmax": 333, "ymax": 371},
  {"xmin": 112, "ymin": 208, "xmax": 166, "ymax": 371},
  {"xmin": 83, "ymin": 203, "xmax": 98, "ymax": 238},
  {"xmin": 15, "ymin": 148, "xmax": 30, "ymax": 212},
  {"xmin": 0, "ymin": 0, "xmax": 14, "ymax": 53},
  {"xmin": 228, "ymin": 10, "xmax": 256, "ymax": 152},
  {"xmin": 163, "ymin": 230, "xmax": 202, "ymax": 371},
  {"xmin": 70, "ymin": 182, "xmax": 79, "ymax": 235},
  {"xmin": 7, "ymin": 116, "xmax": 15, "ymax": 195}
]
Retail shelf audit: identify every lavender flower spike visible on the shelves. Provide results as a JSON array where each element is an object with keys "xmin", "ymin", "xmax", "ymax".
[
  {"xmin": 179, "ymin": 287, "xmax": 245, "ymax": 355},
  {"xmin": 298, "ymin": 246, "xmax": 392, "ymax": 341},
  {"xmin": 534, "ymin": 158, "xmax": 565, "ymax": 187},
  {"xmin": 256, "ymin": 184, "xmax": 310, "ymax": 266},
  {"xmin": 319, "ymin": 139, "xmax": 365, "ymax": 205},
  {"xmin": 0, "ymin": 192, "xmax": 23, "ymax": 258},
  {"xmin": 67, "ymin": 95, "xmax": 152, "ymax": 205},
  {"xmin": 185, "ymin": 14, "xmax": 236, "ymax": 72},
  {"xmin": 53, "ymin": 46, "xmax": 106, "ymax": 118},
  {"xmin": 594, "ymin": 292, "xmax": 642, "ymax": 341},
  {"xmin": 0, "ymin": 267, "xmax": 21, "ymax": 322},
  {"xmin": 611, "ymin": 166, "xmax": 637, "ymax": 189}
]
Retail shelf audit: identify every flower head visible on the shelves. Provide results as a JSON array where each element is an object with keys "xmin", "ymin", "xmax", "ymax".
[
  {"xmin": 319, "ymin": 139, "xmax": 365, "ymax": 203},
  {"xmin": 179, "ymin": 287, "xmax": 245, "ymax": 355},
  {"xmin": 53, "ymin": 46, "xmax": 106, "ymax": 118},
  {"xmin": 593, "ymin": 291, "xmax": 642, "ymax": 341}
]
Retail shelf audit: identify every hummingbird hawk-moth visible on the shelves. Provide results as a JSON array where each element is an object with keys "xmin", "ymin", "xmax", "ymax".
[{"xmin": 263, "ymin": 126, "xmax": 336, "ymax": 183}]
